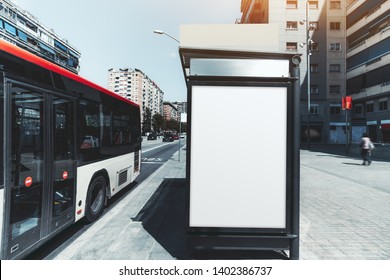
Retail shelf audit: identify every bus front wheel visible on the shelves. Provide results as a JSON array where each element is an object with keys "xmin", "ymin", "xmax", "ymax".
[{"xmin": 85, "ymin": 175, "xmax": 107, "ymax": 223}]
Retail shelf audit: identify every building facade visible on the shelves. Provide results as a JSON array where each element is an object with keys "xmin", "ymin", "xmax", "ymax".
[
  {"xmin": 172, "ymin": 101, "xmax": 187, "ymax": 115},
  {"xmin": 240, "ymin": 0, "xmax": 349, "ymax": 144},
  {"xmin": 346, "ymin": 0, "xmax": 390, "ymax": 143},
  {"xmin": 0, "ymin": 0, "xmax": 80, "ymax": 73},
  {"xmin": 163, "ymin": 101, "xmax": 179, "ymax": 122},
  {"xmin": 108, "ymin": 68, "xmax": 164, "ymax": 125}
]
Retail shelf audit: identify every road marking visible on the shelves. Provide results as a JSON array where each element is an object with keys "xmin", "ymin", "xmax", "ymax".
[
  {"xmin": 142, "ymin": 142, "xmax": 174, "ymax": 153},
  {"xmin": 142, "ymin": 157, "xmax": 164, "ymax": 162}
]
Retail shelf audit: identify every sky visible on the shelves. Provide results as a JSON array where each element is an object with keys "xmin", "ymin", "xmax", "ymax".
[{"xmin": 14, "ymin": 0, "xmax": 242, "ymax": 102}]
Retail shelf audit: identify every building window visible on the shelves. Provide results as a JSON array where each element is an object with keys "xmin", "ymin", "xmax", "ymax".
[
  {"xmin": 330, "ymin": 1, "xmax": 341, "ymax": 9},
  {"xmin": 4, "ymin": 21, "xmax": 17, "ymax": 36},
  {"xmin": 286, "ymin": 0, "xmax": 298, "ymax": 9},
  {"xmin": 310, "ymin": 42, "xmax": 319, "ymax": 51},
  {"xmin": 330, "ymin": 85, "xmax": 341, "ymax": 95},
  {"xmin": 330, "ymin": 104, "xmax": 341, "ymax": 115},
  {"xmin": 379, "ymin": 99, "xmax": 388, "ymax": 111},
  {"xmin": 330, "ymin": 64, "xmax": 341, "ymax": 72},
  {"xmin": 309, "ymin": 21, "xmax": 319, "ymax": 30},
  {"xmin": 310, "ymin": 104, "xmax": 319, "ymax": 115},
  {"xmin": 355, "ymin": 104, "xmax": 363, "ymax": 115},
  {"xmin": 310, "ymin": 85, "xmax": 319, "ymax": 95},
  {"xmin": 308, "ymin": 1, "xmax": 319, "ymax": 9},
  {"xmin": 286, "ymin": 42, "xmax": 298, "ymax": 51},
  {"xmin": 310, "ymin": 64, "xmax": 319, "ymax": 73},
  {"xmin": 286, "ymin": 21, "xmax": 298, "ymax": 30},
  {"xmin": 366, "ymin": 102, "xmax": 374, "ymax": 113},
  {"xmin": 330, "ymin": 43, "xmax": 342, "ymax": 51},
  {"xmin": 330, "ymin": 22, "xmax": 341, "ymax": 30},
  {"xmin": 17, "ymin": 29, "xmax": 28, "ymax": 42}
]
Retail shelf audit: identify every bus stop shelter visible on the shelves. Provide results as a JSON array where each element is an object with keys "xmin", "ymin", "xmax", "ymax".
[{"xmin": 179, "ymin": 46, "xmax": 301, "ymax": 259}]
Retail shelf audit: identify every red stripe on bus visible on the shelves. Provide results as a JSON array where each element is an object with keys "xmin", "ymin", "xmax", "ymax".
[{"xmin": 0, "ymin": 40, "xmax": 139, "ymax": 108}]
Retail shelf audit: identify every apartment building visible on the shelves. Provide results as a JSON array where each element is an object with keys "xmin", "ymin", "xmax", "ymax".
[
  {"xmin": 163, "ymin": 101, "xmax": 179, "ymax": 122},
  {"xmin": 107, "ymin": 68, "xmax": 164, "ymax": 124},
  {"xmin": 240, "ymin": 0, "xmax": 348, "ymax": 144},
  {"xmin": 171, "ymin": 101, "xmax": 187, "ymax": 115},
  {"xmin": 346, "ymin": 0, "xmax": 390, "ymax": 143},
  {"xmin": 0, "ymin": 0, "xmax": 80, "ymax": 73}
]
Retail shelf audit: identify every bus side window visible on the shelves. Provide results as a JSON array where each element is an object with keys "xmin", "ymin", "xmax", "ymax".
[
  {"xmin": 124, "ymin": 128, "xmax": 131, "ymax": 144},
  {"xmin": 79, "ymin": 100, "xmax": 100, "ymax": 150},
  {"xmin": 113, "ymin": 111, "xmax": 130, "ymax": 146},
  {"xmin": 114, "ymin": 131, "xmax": 122, "ymax": 145},
  {"xmin": 131, "ymin": 108, "xmax": 141, "ymax": 145}
]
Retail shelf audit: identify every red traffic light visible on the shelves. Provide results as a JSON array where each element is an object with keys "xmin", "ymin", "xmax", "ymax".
[{"xmin": 342, "ymin": 96, "xmax": 352, "ymax": 110}]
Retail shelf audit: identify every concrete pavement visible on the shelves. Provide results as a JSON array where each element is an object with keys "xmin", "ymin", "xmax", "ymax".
[
  {"xmin": 300, "ymin": 149, "xmax": 390, "ymax": 259},
  {"xmin": 49, "ymin": 146, "xmax": 390, "ymax": 260}
]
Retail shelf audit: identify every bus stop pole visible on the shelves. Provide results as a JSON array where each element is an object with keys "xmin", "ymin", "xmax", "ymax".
[
  {"xmin": 291, "ymin": 64, "xmax": 301, "ymax": 260},
  {"xmin": 178, "ymin": 115, "xmax": 181, "ymax": 162}
]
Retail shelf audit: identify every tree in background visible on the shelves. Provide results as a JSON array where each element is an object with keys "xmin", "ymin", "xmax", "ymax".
[
  {"xmin": 165, "ymin": 119, "xmax": 179, "ymax": 132},
  {"xmin": 142, "ymin": 107, "xmax": 152, "ymax": 135},
  {"xmin": 152, "ymin": 113, "xmax": 164, "ymax": 132}
]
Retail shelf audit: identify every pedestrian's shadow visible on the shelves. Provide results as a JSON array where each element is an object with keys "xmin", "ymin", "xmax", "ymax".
[
  {"xmin": 317, "ymin": 154, "xmax": 349, "ymax": 159},
  {"xmin": 342, "ymin": 162, "xmax": 363, "ymax": 166}
]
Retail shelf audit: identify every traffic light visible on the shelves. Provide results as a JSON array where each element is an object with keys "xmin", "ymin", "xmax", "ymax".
[{"xmin": 342, "ymin": 96, "xmax": 352, "ymax": 110}]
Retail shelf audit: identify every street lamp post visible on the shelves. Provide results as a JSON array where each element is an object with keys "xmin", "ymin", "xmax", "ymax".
[
  {"xmin": 178, "ymin": 113, "xmax": 182, "ymax": 162},
  {"xmin": 300, "ymin": 1, "xmax": 312, "ymax": 149},
  {"xmin": 153, "ymin": 30, "xmax": 180, "ymax": 43},
  {"xmin": 153, "ymin": 29, "xmax": 182, "ymax": 161},
  {"xmin": 306, "ymin": 1, "xmax": 311, "ymax": 150}
]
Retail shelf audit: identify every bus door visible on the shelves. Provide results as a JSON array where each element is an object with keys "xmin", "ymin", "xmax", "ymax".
[
  {"xmin": 50, "ymin": 95, "xmax": 76, "ymax": 232},
  {"xmin": 5, "ymin": 82, "xmax": 76, "ymax": 259}
]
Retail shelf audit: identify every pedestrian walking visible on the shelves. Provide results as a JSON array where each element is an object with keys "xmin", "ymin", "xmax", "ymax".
[{"xmin": 359, "ymin": 132, "xmax": 375, "ymax": 165}]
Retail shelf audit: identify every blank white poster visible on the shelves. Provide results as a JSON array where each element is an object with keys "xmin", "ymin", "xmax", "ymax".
[{"xmin": 190, "ymin": 86, "xmax": 287, "ymax": 229}]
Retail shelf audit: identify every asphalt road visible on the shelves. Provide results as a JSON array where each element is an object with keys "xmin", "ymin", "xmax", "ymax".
[
  {"xmin": 25, "ymin": 138, "xmax": 184, "ymax": 259},
  {"xmin": 138, "ymin": 138, "xmax": 184, "ymax": 183}
]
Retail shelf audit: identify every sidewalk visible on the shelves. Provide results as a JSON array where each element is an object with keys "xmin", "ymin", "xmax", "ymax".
[
  {"xmin": 300, "ymin": 149, "xmax": 390, "ymax": 259},
  {"xmin": 50, "ymin": 147, "xmax": 390, "ymax": 260}
]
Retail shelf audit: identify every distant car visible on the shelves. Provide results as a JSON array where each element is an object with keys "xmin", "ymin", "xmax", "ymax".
[
  {"xmin": 162, "ymin": 133, "xmax": 174, "ymax": 142},
  {"xmin": 172, "ymin": 134, "xmax": 179, "ymax": 140},
  {"xmin": 147, "ymin": 133, "xmax": 157, "ymax": 140}
]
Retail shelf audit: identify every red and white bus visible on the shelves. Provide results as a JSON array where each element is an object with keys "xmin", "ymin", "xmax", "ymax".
[{"xmin": 0, "ymin": 40, "xmax": 141, "ymax": 259}]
